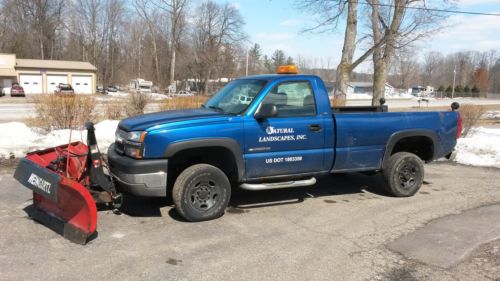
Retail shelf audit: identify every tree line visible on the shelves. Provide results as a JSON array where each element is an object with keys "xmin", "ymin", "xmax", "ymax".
[
  {"xmin": 388, "ymin": 48, "xmax": 499, "ymax": 96},
  {"xmin": 0, "ymin": 0, "xmax": 498, "ymax": 98},
  {"xmin": 0, "ymin": 0, "xmax": 248, "ymax": 93},
  {"xmin": 297, "ymin": 0, "xmax": 500, "ymax": 105}
]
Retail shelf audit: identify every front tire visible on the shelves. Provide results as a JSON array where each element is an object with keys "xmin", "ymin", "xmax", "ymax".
[
  {"xmin": 383, "ymin": 152, "xmax": 424, "ymax": 197},
  {"xmin": 172, "ymin": 164, "xmax": 231, "ymax": 222}
]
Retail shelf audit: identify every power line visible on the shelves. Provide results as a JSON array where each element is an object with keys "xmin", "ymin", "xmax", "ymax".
[{"xmin": 350, "ymin": 1, "xmax": 500, "ymax": 17}]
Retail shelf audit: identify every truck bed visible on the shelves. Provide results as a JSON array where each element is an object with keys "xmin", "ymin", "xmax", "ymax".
[{"xmin": 331, "ymin": 111, "xmax": 458, "ymax": 172}]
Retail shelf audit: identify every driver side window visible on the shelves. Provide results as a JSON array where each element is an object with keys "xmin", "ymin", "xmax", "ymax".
[{"xmin": 261, "ymin": 81, "xmax": 316, "ymax": 117}]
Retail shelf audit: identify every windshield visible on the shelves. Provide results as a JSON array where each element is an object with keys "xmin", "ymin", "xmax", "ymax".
[{"xmin": 204, "ymin": 79, "xmax": 267, "ymax": 114}]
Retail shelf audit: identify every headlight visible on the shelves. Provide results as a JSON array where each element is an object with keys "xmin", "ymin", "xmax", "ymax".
[
  {"xmin": 127, "ymin": 131, "xmax": 146, "ymax": 142},
  {"xmin": 114, "ymin": 129, "xmax": 147, "ymax": 158}
]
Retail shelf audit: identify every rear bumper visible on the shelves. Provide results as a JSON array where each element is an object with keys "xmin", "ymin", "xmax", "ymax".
[
  {"xmin": 107, "ymin": 144, "xmax": 168, "ymax": 197},
  {"xmin": 446, "ymin": 149, "xmax": 457, "ymax": 161}
]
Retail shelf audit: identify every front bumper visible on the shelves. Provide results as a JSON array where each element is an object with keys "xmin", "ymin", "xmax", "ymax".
[{"xmin": 107, "ymin": 144, "xmax": 168, "ymax": 197}]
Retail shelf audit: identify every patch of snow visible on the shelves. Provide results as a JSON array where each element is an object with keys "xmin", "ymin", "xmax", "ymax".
[
  {"xmin": 346, "ymin": 92, "xmax": 417, "ymax": 100},
  {"xmin": 455, "ymin": 127, "xmax": 500, "ymax": 168},
  {"xmin": 107, "ymin": 91, "xmax": 129, "ymax": 98},
  {"xmin": 483, "ymin": 111, "xmax": 500, "ymax": 120},
  {"xmin": 100, "ymin": 91, "xmax": 171, "ymax": 101},
  {"xmin": 0, "ymin": 120, "xmax": 119, "ymax": 159},
  {"xmin": 149, "ymin": 93, "xmax": 171, "ymax": 100}
]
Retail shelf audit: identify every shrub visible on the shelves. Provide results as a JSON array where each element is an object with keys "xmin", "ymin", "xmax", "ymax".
[
  {"xmin": 125, "ymin": 92, "xmax": 151, "ymax": 117},
  {"xmin": 104, "ymin": 102, "xmax": 125, "ymax": 119},
  {"xmin": 460, "ymin": 104, "xmax": 487, "ymax": 136},
  {"xmin": 32, "ymin": 94, "xmax": 96, "ymax": 130},
  {"xmin": 330, "ymin": 96, "xmax": 346, "ymax": 107},
  {"xmin": 159, "ymin": 95, "xmax": 209, "ymax": 111}
]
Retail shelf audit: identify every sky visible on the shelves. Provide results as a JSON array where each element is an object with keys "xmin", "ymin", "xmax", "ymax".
[{"xmin": 218, "ymin": 0, "xmax": 500, "ymax": 71}]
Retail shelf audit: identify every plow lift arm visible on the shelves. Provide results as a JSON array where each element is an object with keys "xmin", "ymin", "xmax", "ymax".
[{"xmin": 14, "ymin": 122, "xmax": 122, "ymax": 244}]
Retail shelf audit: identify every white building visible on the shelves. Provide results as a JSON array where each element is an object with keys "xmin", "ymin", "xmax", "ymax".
[{"xmin": 0, "ymin": 53, "xmax": 97, "ymax": 94}]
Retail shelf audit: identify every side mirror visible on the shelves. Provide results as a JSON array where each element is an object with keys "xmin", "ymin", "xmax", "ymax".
[{"xmin": 255, "ymin": 103, "xmax": 278, "ymax": 120}]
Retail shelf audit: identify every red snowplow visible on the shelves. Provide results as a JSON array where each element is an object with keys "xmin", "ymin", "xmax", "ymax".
[{"xmin": 14, "ymin": 123, "xmax": 122, "ymax": 244}]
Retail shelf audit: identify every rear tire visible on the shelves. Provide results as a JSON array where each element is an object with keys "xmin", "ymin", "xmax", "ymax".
[
  {"xmin": 172, "ymin": 164, "xmax": 231, "ymax": 222},
  {"xmin": 383, "ymin": 152, "xmax": 424, "ymax": 197}
]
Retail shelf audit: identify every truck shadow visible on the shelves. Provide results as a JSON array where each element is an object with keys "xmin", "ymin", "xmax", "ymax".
[
  {"xmin": 229, "ymin": 173, "xmax": 389, "ymax": 211},
  {"xmin": 117, "ymin": 172, "xmax": 391, "ymax": 221}
]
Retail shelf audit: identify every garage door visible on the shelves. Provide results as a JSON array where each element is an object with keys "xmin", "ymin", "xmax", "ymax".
[
  {"xmin": 19, "ymin": 74, "xmax": 43, "ymax": 94},
  {"xmin": 72, "ymin": 75, "xmax": 92, "ymax": 94},
  {"xmin": 47, "ymin": 75, "xmax": 68, "ymax": 94}
]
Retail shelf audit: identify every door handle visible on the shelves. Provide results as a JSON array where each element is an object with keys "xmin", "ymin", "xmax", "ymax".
[{"xmin": 308, "ymin": 124, "xmax": 322, "ymax": 132}]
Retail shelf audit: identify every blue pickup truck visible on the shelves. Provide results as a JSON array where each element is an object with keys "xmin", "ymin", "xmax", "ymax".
[{"xmin": 108, "ymin": 67, "xmax": 461, "ymax": 222}]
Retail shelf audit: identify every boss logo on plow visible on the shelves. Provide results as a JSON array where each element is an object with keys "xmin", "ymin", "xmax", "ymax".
[{"xmin": 27, "ymin": 173, "xmax": 52, "ymax": 194}]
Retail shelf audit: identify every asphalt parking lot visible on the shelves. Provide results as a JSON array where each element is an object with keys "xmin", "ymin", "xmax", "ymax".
[{"xmin": 1, "ymin": 162, "xmax": 500, "ymax": 281}]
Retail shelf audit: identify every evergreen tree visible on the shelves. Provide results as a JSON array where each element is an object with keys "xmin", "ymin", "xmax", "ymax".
[
  {"xmin": 271, "ymin": 49, "xmax": 286, "ymax": 70},
  {"xmin": 445, "ymin": 86, "xmax": 452, "ymax": 98},
  {"xmin": 248, "ymin": 43, "xmax": 262, "ymax": 74},
  {"xmin": 463, "ymin": 85, "xmax": 470, "ymax": 97}
]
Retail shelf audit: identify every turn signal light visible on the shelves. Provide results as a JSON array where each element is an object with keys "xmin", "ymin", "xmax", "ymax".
[{"xmin": 277, "ymin": 65, "xmax": 298, "ymax": 74}]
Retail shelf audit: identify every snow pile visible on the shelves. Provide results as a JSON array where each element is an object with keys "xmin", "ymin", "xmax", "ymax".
[
  {"xmin": 346, "ymin": 92, "xmax": 416, "ymax": 100},
  {"xmin": 454, "ymin": 127, "xmax": 500, "ymax": 168},
  {"xmin": 107, "ymin": 91, "xmax": 129, "ymax": 98},
  {"xmin": 0, "ymin": 120, "xmax": 119, "ymax": 158},
  {"xmin": 103, "ymin": 91, "xmax": 171, "ymax": 100},
  {"xmin": 483, "ymin": 111, "xmax": 500, "ymax": 120},
  {"xmin": 149, "ymin": 93, "xmax": 171, "ymax": 100},
  {"xmin": 346, "ymin": 93, "xmax": 373, "ymax": 100}
]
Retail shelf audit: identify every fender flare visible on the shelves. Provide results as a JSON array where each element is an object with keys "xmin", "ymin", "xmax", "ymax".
[
  {"xmin": 164, "ymin": 138, "xmax": 245, "ymax": 181},
  {"xmin": 382, "ymin": 129, "xmax": 438, "ymax": 167}
]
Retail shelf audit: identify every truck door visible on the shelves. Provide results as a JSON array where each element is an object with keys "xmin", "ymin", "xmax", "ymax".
[{"xmin": 244, "ymin": 80, "xmax": 326, "ymax": 179}]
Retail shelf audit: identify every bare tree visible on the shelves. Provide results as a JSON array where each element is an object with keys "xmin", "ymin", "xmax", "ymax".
[
  {"xmin": 297, "ymin": 0, "xmax": 386, "ymax": 100},
  {"xmin": 1, "ymin": 0, "xmax": 65, "ymax": 59},
  {"xmin": 191, "ymin": 0, "xmax": 246, "ymax": 94},
  {"xmin": 152, "ymin": 0, "xmax": 189, "ymax": 87},
  {"xmin": 134, "ymin": 0, "xmax": 163, "ymax": 85},
  {"xmin": 389, "ymin": 47, "xmax": 420, "ymax": 89},
  {"xmin": 369, "ymin": 0, "xmax": 450, "ymax": 105},
  {"xmin": 422, "ymin": 51, "xmax": 443, "ymax": 86}
]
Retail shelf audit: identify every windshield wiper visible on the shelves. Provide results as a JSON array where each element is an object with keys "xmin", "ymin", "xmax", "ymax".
[{"xmin": 207, "ymin": 105, "xmax": 225, "ymax": 113}]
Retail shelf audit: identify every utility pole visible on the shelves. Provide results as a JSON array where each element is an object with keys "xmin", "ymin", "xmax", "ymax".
[{"xmin": 451, "ymin": 65, "xmax": 457, "ymax": 99}]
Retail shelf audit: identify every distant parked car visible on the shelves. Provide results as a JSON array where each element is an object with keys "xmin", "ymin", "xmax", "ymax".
[
  {"xmin": 106, "ymin": 85, "xmax": 118, "ymax": 92},
  {"xmin": 10, "ymin": 82, "xmax": 25, "ymax": 97},
  {"xmin": 97, "ymin": 85, "xmax": 106, "ymax": 94},
  {"xmin": 54, "ymin": 83, "xmax": 75, "ymax": 95}
]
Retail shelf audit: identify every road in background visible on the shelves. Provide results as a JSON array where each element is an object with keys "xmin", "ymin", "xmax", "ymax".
[
  {"xmin": 1, "ymin": 96, "xmax": 500, "ymax": 122},
  {"xmin": 0, "ymin": 102, "xmax": 160, "ymax": 122},
  {"xmin": 346, "ymin": 97, "xmax": 500, "ymax": 108}
]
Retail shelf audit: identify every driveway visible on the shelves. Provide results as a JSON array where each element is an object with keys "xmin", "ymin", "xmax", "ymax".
[{"xmin": 1, "ymin": 162, "xmax": 499, "ymax": 280}]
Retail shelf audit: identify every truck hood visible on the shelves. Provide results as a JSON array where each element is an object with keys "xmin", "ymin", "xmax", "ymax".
[{"xmin": 118, "ymin": 108, "xmax": 227, "ymax": 131}]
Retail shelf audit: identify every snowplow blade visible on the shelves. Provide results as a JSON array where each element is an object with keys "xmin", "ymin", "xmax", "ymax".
[{"xmin": 14, "ymin": 142, "xmax": 98, "ymax": 245}]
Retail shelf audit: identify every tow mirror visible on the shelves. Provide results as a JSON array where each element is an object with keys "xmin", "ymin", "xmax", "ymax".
[{"xmin": 255, "ymin": 103, "xmax": 278, "ymax": 120}]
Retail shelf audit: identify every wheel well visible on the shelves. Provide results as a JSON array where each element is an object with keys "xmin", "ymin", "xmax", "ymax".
[
  {"xmin": 167, "ymin": 146, "xmax": 239, "ymax": 191},
  {"xmin": 390, "ymin": 136, "xmax": 434, "ymax": 161}
]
